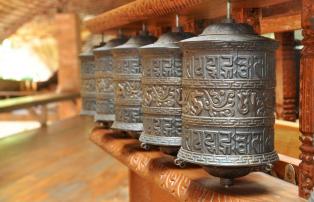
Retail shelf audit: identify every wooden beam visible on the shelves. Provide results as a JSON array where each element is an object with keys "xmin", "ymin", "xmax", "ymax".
[
  {"xmin": 85, "ymin": 0, "xmax": 300, "ymax": 34},
  {"xmin": 85, "ymin": 0, "xmax": 205, "ymax": 33},
  {"xmin": 260, "ymin": 13, "xmax": 301, "ymax": 34}
]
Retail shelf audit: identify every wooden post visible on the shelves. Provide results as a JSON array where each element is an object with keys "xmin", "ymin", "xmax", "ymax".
[
  {"xmin": 299, "ymin": 0, "xmax": 314, "ymax": 198},
  {"xmin": 275, "ymin": 32, "xmax": 297, "ymax": 121},
  {"xmin": 55, "ymin": 13, "xmax": 81, "ymax": 92},
  {"xmin": 55, "ymin": 13, "xmax": 81, "ymax": 119}
]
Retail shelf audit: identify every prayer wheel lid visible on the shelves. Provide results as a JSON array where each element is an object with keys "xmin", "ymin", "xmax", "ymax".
[
  {"xmin": 180, "ymin": 20, "xmax": 277, "ymax": 46},
  {"xmin": 113, "ymin": 31, "xmax": 157, "ymax": 50},
  {"xmin": 93, "ymin": 35, "xmax": 129, "ymax": 52},
  {"xmin": 141, "ymin": 29, "xmax": 195, "ymax": 49}
]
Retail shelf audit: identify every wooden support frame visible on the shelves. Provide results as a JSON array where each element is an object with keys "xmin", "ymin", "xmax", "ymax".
[
  {"xmin": 0, "ymin": 92, "xmax": 80, "ymax": 127},
  {"xmin": 85, "ymin": 0, "xmax": 301, "ymax": 35},
  {"xmin": 90, "ymin": 129, "xmax": 305, "ymax": 202}
]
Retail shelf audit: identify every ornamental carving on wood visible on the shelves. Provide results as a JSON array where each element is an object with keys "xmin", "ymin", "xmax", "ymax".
[{"xmin": 299, "ymin": 0, "xmax": 314, "ymax": 198}]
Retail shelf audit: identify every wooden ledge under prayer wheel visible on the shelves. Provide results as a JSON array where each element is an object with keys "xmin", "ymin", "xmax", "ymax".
[{"xmin": 90, "ymin": 128, "xmax": 305, "ymax": 202}]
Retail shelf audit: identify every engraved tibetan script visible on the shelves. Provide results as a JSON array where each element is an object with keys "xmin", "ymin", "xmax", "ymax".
[
  {"xmin": 184, "ymin": 53, "xmax": 268, "ymax": 80},
  {"xmin": 183, "ymin": 128, "xmax": 274, "ymax": 155}
]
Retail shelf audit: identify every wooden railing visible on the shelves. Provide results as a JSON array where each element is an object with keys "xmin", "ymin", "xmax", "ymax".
[{"xmin": 0, "ymin": 92, "xmax": 80, "ymax": 126}]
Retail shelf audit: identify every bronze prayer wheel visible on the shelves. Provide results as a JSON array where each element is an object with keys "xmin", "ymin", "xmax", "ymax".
[
  {"xmin": 93, "ymin": 36, "xmax": 128, "ymax": 124},
  {"xmin": 111, "ymin": 30, "xmax": 156, "ymax": 137},
  {"xmin": 139, "ymin": 29, "xmax": 194, "ymax": 154},
  {"xmin": 79, "ymin": 50, "xmax": 96, "ymax": 116},
  {"xmin": 177, "ymin": 20, "xmax": 279, "ymax": 185}
]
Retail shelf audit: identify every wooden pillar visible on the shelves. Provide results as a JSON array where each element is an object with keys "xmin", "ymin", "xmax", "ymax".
[
  {"xmin": 55, "ymin": 13, "xmax": 81, "ymax": 92},
  {"xmin": 55, "ymin": 13, "xmax": 81, "ymax": 118},
  {"xmin": 299, "ymin": 0, "xmax": 314, "ymax": 198},
  {"xmin": 275, "ymin": 32, "xmax": 297, "ymax": 121}
]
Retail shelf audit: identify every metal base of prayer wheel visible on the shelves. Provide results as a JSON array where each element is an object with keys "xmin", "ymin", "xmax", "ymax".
[
  {"xmin": 139, "ymin": 134, "xmax": 181, "ymax": 147},
  {"xmin": 94, "ymin": 114, "xmax": 115, "ymax": 122},
  {"xmin": 177, "ymin": 148, "xmax": 278, "ymax": 182},
  {"xmin": 111, "ymin": 121, "xmax": 143, "ymax": 133},
  {"xmin": 80, "ymin": 110, "xmax": 95, "ymax": 116}
]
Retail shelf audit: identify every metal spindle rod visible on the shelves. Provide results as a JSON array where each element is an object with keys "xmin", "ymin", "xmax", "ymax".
[
  {"xmin": 118, "ymin": 28, "xmax": 123, "ymax": 36},
  {"xmin": 226, "ymin": 0, "xmax": 231, "ymax": 20},
  {"xmin": 142, "ymin": 23, "xmax": 147, "ymax": 32},
  {"xmin": 176, "ymin": 14, "xmax": 179, "ymax": 28},
  {"xmin": 101, "ymin": 33, "xmax": 104, "ymax": 43}
]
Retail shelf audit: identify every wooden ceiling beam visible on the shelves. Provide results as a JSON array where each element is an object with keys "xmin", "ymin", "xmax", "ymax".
[
  {"xmin": 85, "ymin": 0, "xmax": 206, "ymax": 33},
  {"xmin": 260, "ymin": 13, "xmax": 301, "ymax": 34},
  {"xmin": 85, "ymin": 0, "xmax": 301, "ymax": 34}
]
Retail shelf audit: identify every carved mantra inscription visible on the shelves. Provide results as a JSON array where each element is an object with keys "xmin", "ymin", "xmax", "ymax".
[
  {"xmin": 95, "ymin": 55, "xmax": 112, "ymax": 72},
  {"xmin": 80, "ymin": 56, "xmax": 96, "ymax": 115},
  {"xmin": 141, "ymin": 53, "xmax": 183, "ymax": 144},
  {"xmin": 181, "ymin": 127, "xmax": 274, "ymax": 155},
  {"xmin": 114, "ymin": 57, "xmax": 140, "ymax": 74},
  {"xmin": 143, "ymin": 116, "xmax": 182, "ymax": 137},
  {"xmin": 142, "ymin": 56, "xmax": 182, "ymax": 77},
  {"xmin": 82, "ymin": 98, "xmax": 96, "ymax": 112},
  {"xmin": 96, "ymin": 98, "xmax": 114, "ymax": 114},
  {"xmin": 180, "ymin": 50, "xmax": 276, "ymax": 166},
  {"xmin": 95, "ymin": 54, "xmax": 115, "ymax": 119},
  {"xmin": 143, "ymin": 85, "xmax": 181, "ymax": 108},
  {"xmin": 96, "ymin": 78, "xmax": 113, "ymax": 94},
  {"xmin": 182, "ymin": 89, "xmax": 274, "ymax": 117},
  {"xmin": 115, "ymin": 80, "xmax": 142, "ymax": 106},
  {"xmin": 81, "ymin": 59, "xmax": 95, "ymax": 76},
  {"xmin": 115, "ymin": 107, "xmax": 141, "ymax": 123},
  {"xmin": 113, "ymin": 56, "xmax": 142, "ymax": 124},
  {"xmin": 183, "ymin": 53, "xmax": 274, "ymax": 80},
  {"xmin": 81, "ymin": 80, "xmax": 96, "ymax": 93}
]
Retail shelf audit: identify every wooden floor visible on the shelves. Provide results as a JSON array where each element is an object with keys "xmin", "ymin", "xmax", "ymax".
[{"xmin": 0, "ymin": 116, "xmax": 128, "ymax": 202}]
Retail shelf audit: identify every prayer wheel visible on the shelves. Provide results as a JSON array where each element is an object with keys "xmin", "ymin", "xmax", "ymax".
[
  {"xmin": 93, "ymin": 35, "xmax": 128, "ymax": 125},
  {"xmin": 111, "ymin": 29, "xmax": 156, "ymax": 137},
  {"xmin": 79, "ymin": 50, "xmax": 96, "ymax": 116},
  {"xmin": 177, "ymin": 20, "xmax": 279, "ymax": 186},
  {"xmin": 139, "ymin": 28, "xmax": 194, "ymax": 154}
]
